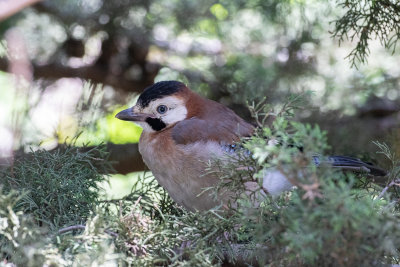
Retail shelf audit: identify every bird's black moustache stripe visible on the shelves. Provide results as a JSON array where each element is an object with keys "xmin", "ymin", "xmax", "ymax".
[{"xmin": 146, "ymin": 117, "xmax": 166, "ymax": 131}]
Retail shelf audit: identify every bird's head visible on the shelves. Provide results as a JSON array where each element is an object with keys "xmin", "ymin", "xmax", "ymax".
[{"xmin": 115, "ymin": 81, "xmax": 195, "ymax": 132}]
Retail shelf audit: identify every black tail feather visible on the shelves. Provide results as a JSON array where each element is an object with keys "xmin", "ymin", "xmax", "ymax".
[{"xmin": 312, "ymin": 155, "xmax": 387, "ymax": 177}]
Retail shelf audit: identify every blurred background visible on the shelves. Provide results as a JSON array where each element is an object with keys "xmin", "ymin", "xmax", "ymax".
[{"xmin": 0, "ymin": 0, "xmax": 399, "ymax": 196}]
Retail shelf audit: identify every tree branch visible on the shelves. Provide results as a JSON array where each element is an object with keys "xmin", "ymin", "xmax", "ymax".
[
  {"xmin": 105, "ymin": 143, "xmax": 147, "ymax": 174},
  {"xmin": 0, "ymin": 57, "xmax": 157, "ymax": 93}
]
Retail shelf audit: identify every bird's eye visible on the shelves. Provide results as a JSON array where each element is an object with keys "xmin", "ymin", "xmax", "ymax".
[{"xmin": 157, "ymin": 105, "xmax": 168, "ymax": 114}]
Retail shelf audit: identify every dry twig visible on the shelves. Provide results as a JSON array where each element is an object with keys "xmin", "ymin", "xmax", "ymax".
[{"xmin": 378, "ymin": 179, "xmax": 400, "ymax": 199}]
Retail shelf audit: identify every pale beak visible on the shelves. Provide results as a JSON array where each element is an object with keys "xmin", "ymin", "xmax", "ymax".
[{"xmin": 115, "ymin": 108, "xmax": 152, "ymax": 122}]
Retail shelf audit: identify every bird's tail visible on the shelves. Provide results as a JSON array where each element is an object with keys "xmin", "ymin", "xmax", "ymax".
[{"xmin": 312, "ymin": 155, "xmax": 387, "ymax": 177}]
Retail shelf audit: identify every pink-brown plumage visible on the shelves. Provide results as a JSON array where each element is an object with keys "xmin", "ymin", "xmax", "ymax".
[{"xmin": 135, "ymin": 84, "xmax": 254, "ymax": 210}]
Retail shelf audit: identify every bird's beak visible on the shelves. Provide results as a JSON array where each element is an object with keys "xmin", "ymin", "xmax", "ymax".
[{"xmin": 115, "ymin": 108, "xmax": 150, "ymax": 122}]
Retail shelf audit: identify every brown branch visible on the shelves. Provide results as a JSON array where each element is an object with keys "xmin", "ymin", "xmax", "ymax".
[
  {"xmin": 105, "ymin": 143, "xmax": 146, "ymax": 174},
  {"xmin": 0, "ymin": 57, "xmax": 159, "ymax": 93},
  {"xmin": 34, "ymin": 63, "xmax": 143, "ymax": 92},
  {"xmin": 0, "ymin": 0, "xmax": 43, "ymax": 22}
]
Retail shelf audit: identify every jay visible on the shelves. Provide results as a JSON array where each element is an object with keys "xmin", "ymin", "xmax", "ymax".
[{"xmin": 116, "ymin": 81, "xmax": 386, "ymax": 211}]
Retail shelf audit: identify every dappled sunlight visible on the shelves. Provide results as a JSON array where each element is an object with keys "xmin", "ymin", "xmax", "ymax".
[
  {"xmin": 31, "ymin": 78, "xmax": 83, "ymax": 148},
  {"xmin": 0, "ymin": 73, "xmax": 143, "ymax": 155}
]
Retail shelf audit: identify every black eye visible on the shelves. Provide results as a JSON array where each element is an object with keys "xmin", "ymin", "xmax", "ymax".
[{"xmin": 157, "ymin": 105, "xmax": 167, "ymax": 114}]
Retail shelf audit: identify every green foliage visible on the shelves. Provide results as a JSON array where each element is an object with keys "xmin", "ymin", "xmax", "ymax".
[
  {"xmin": 1, "ymin": 0, "xmax": 400, "ymax": 265},
  {"xmin": 204, "ymin": 96, "xmax": 400, "ymax": 266},
  {"xmin": 0, "ymin": 145, "xmax": 112, "ymax": 229},
  {"xmin": 0, "ymin": 189, "xmax": 120, "ymax": 266},
  {"xmin": 1, "ymin": 98, "xmax": 400, "ymax": 266},
  {"xmin": 263, "ymin": 180, "xmax": 400, "ymax": 266},
  {"xmin": 0, "ymin": 189, "xmax": 57, "ymax": 266},
  {"xmin": 57, "ymin": 210, "xmax": 122, "ymax": 266},
  {"xmin": 334, "ymin": 0, "xmax": 400, "ymax": 67}
]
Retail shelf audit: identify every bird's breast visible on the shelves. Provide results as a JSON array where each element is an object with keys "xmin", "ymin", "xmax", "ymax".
[{"xmin": 138, "ymin": 132, "xmax": 227, "ymax": 211}]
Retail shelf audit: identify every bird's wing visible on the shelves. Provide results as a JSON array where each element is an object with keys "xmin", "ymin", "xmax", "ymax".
[{"xmin": 171, "ymin": 117, "xmax": 254, "ymax": 145}]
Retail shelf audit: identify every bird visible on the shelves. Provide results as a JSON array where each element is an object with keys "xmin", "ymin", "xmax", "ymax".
[{"xmin": 115, "ymin": 81, "xmax": 387, "ymax": 211}]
